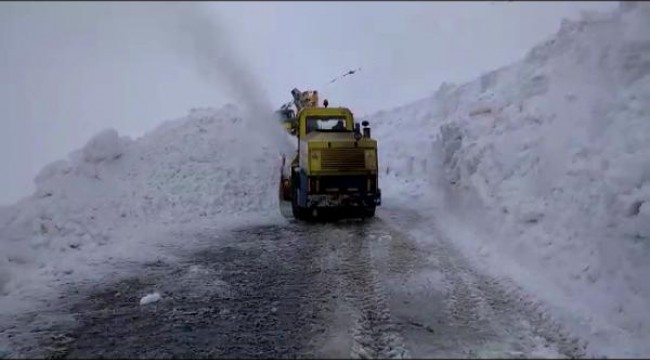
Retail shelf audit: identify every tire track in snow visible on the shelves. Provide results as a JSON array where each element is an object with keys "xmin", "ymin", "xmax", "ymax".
[
  {"xmin": 381, "ymin": 206, "xmax": 587, "ymax": 358},
  {"xmin": 331, "ymin": 224, "xmax": 410, "ymax": 359},
  {"xmin": 435, "ymin": 227, "xmax": 586, "ymax": 358}
]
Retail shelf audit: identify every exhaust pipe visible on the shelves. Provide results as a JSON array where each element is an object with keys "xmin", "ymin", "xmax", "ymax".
[
  {"xmin": 354, "ymin": 123, "xmax": 362, "ymax": 141},
  {"xmin": 361, "ymin": 120, "xmax": 371, "ymax": 138}
]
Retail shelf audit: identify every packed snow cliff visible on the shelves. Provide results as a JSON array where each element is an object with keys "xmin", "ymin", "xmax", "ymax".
[
  {"xmin": 0, "ymin": 105, "xmax": 284, "ymax": 310},
  {"xmin": 371, "ymin": 2, "xmax": 650, "ymax": 357}
]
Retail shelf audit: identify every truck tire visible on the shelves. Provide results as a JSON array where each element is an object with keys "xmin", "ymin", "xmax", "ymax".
[
  {"xmin": 291, "ymin": 181, "xmax": 310, "ymax": 221},
  {"xmin": 290, "ymin": 168, "xmax": 316, "ymax": 221},
  {"xmin": 290, "ymin": 169, "xmax": 300, "ymax": 220},
  {"xmin": 363, "ymin": 206, "xmax": 376, "ymax": 218},
  {"xmin": 291, "ymin": 189, "xmax": 304, "ymax": 220}
]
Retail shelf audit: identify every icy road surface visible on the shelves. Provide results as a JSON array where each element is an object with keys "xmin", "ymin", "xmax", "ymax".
[{"xmin": 5, "ymin": 207, "xmax": 583, "ymax": 359}]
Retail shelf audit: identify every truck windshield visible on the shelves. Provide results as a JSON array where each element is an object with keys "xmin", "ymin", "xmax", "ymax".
[{"xmin": 305, "ymin": 116, "xmax": 349, "ymax": 134}]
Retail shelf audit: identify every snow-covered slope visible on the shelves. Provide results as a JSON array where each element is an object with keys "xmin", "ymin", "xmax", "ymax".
[
  {"xmin": 372, "ymin": 2, "xmax": 650, "ymax": 357},
  {"xmin": 0, "ymin": 105, "xmax": 285, "ymax": 311}
]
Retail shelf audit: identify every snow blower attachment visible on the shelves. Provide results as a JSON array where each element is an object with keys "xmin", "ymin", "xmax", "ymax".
[{"xmin": 277, "ymin": 88, "xmax": 381, "ymax": 221}]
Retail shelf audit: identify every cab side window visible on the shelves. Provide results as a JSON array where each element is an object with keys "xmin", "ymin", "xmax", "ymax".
[{"xmin": 306, "ymin": 119, "xmax": 319, "ymax": 134}]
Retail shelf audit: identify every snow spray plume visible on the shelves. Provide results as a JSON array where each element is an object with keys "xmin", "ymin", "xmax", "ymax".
[{"xmin": 156, "ymin": 3, "xmax": 294, "ymax": 158}]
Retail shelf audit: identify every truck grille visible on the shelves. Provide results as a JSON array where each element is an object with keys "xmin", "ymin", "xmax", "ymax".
[{"xmin": 320, "ymin": 148, "xmax": 365, "ymax": 172}]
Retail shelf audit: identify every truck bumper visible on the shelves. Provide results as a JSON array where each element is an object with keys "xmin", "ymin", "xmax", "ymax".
[{"xmin": 307, "ymin": 189, "xmax": 381, "ymax": 208}]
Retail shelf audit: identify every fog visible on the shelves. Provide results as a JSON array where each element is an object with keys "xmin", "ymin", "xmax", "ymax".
[{"xmin": 0, "ymin": 1, "xmax": 616, "ymax": 205}]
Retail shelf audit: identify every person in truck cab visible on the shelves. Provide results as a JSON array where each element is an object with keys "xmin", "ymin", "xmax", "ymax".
[{"xmin": 333, "ymin": 119, "xmax": 346, "ymax": 131}]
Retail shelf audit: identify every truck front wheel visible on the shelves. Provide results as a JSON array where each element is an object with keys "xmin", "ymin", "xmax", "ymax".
[
  {"xmin": 291, "ymin": 189, "xmax": 304, "ymax": 220},
  {"xmin": 291, "ymin": 188, "xmax": 312, "ymax": 221},
  {"xmin": 363, "ymin": 206, "xmax": 376, "ymax": 218}
]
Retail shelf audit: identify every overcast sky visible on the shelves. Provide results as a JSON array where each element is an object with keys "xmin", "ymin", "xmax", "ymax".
[{"xmin": 0, "ymin": 1, "xmax": 617, "ymax": 205}]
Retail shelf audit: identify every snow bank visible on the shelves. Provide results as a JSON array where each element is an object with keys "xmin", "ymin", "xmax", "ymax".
[
  {"xmin": 372, "ymin": 2, "xmax": 650, "ymax": 357},
  {"xmin": 0, "ymin": 105, "xmax": 285, "ymax": 314}
]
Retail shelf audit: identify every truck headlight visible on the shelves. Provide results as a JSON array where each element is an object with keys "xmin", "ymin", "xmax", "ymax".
[
  {"xmin": 364, "ymin": 150, "xmax": 377, "ymax": 170},
  {"xmin": 310, "ymin": 150, "xmax": 321, "ymax": 171}
]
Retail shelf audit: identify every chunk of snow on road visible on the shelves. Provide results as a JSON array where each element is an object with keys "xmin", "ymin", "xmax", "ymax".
[{"xmin": 139, "ymin": 292, "xmax": 162, "ymax": 306}]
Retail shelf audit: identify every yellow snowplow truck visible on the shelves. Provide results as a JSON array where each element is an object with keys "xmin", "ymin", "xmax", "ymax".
[{"xmin": 278, "ymin": 88, "xmax": 381, "ymax": 220}]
